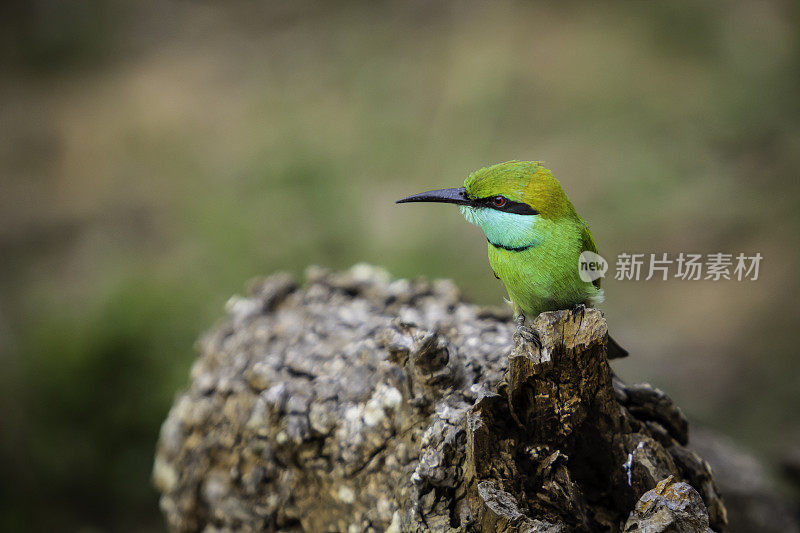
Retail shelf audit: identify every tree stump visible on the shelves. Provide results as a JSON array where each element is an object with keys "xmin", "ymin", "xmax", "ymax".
[{"xmin": 153, "ymin": 265, "xmax": 727, "ymax": 532}]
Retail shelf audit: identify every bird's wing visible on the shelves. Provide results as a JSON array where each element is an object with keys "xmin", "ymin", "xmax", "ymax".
[
  {"xmin": 579, "ymin": 222, "xmax": 602, "ymax": 289},
  {"xmin": 580, "ymin": 223, "xmax": 598, "ymax": 254}
]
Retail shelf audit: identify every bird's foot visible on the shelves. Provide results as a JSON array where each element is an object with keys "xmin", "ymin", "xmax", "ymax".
[
  {"xmin": 522, "ymin": 329, "xmax": 541, "ymax": 349},
  {"xmin": 515, "ymin": 327, "xmax": 541, "ymax": 348},
  {"xmin": 571, "ymin": 303, "xmax": 586, "ymax": 324},
  {"xmin": 514, "ymin": 315, "xmax": 541, "ymax": 349}
]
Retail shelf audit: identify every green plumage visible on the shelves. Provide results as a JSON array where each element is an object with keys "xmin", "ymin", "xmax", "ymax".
[
  {"xmin": 397, "ymin": 160, "xmax": 624, "ymax": 357},
  {"xmin": 462, "ymin": 161, "xmax": 603, "ymax": 319},
  {"xmin": 486, "ymin": 218, "xmax": 601, "ymax": 317}
]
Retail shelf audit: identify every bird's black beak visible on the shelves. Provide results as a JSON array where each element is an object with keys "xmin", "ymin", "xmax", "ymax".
[{"xmin": 396, "ymin": 187, "xmax": 471, "ymax": 206}]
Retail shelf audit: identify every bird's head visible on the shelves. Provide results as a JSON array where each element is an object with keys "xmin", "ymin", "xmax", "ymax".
[{"xmin": 397, "ymin": 161, "xmax": 577, "ymax": 250}]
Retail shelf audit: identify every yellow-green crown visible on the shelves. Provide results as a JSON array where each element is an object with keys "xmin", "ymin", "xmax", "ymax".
[{"xmin": 464, "ymin": 161, "xmax": 577, "ymax": 220}]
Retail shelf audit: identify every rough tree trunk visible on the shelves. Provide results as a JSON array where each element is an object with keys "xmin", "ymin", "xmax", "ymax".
[{"xmin": 153, "ymin": 265, "xmax": 728, "ymax": 532}]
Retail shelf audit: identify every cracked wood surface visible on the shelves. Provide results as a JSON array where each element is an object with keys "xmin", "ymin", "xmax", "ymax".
[{"xmin": 154, "ymin": 265, "xmax": 728, "ymax": 532}]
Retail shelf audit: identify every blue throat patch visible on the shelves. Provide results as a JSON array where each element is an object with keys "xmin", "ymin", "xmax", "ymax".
[{"xmin": 460, "ymin": 205, "xmax": 540, "ymax": 250}]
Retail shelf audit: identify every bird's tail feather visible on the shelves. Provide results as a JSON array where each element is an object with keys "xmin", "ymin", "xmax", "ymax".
[{"xmin": 607, "ymin": 335, "xmax": 628, "ymax": 359}]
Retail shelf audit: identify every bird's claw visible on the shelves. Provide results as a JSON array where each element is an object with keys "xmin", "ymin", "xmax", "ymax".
[
  {"xmin": 514, "ymin": 317, "xmax": 541, "ymax": 349},
  {"xmin": 519, "ymin": 328, "xmax": 541, "ymax": 349},
  {"xmin": 571, "ymin": 303, "xmax": 586, "ymax": 323}
]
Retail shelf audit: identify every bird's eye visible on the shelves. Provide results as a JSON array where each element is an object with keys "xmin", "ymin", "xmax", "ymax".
[{"xmin": 492, "ymin": 196, "xmax": 507, "ymax": 208}]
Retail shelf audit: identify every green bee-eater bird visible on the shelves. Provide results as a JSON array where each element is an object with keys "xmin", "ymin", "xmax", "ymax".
[{"xmin": 397, "ymin": 160, "xmax": 627, "ymax": 358}]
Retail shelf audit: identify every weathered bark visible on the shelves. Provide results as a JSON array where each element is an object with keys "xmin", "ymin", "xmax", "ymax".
[
  {"xmin": 154, "ymin": 265, "xmax": 729, "ymax": 532},
  {"xmin": 462, "ymin": 305, "xmax": 725, "ymax": 532},
  {"xmin": 622, "ymin": 476, "xmax": 712, "ymax": 533}
]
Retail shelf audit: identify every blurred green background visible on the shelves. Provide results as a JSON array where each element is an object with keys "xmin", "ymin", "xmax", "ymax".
[{"xmin": 1, "ymin": 1, "xmax": 798, "ymax": 531}]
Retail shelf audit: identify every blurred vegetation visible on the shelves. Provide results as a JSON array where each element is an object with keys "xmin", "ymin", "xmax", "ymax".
[{"xmin": 0, "ymin": 1, "xmax": 798, "ymax": 531}]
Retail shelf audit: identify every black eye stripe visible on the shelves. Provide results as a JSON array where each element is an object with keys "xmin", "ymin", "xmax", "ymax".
[{"xmin": 474, "ymin": 195, "xmax": 538, "ymax": 215}]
